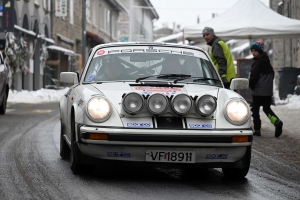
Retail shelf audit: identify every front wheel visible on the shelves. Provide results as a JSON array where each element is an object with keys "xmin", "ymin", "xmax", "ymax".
[
  {"xmin": 60, "ymin": 121, "xmax": 70, "ymax": 159},
  {"xmin": 222, "ymin": 146, "xmax": 251, "ymax": 179},
  {"xmin": 70, "ymin": 114, "xmax": 84, "ymax": 174},
  {"xmin": 0, "ymin": 91, "xmax": 7, "ymax": 115}
]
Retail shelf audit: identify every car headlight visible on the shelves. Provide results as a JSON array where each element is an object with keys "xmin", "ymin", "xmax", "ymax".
[
  {"xmin": 87, "ymin": 97, "xmax": 111, "ymax": 122},
  {"xmin": 171, "ymin": 93, "xmax": 192, "ymax": 115},
  {"xmin": 122, "ymin": 92, "xmax": 144, "ymax": 114},
  {"xmin": 196, "ymin": 95, "xmax": 217, "ymax": 116},
  {"xmin": 224, "ymin": 99, "xmax": 249, "ymax": 125},
  {"xmin": 147, "ymin": 93, "xmax": 168, "ymax": 115}
]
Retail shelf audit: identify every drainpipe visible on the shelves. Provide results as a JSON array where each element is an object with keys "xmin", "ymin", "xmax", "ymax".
[{"xmin": 82, "ymin": 0, "xmax": 86, "ymax": 65}]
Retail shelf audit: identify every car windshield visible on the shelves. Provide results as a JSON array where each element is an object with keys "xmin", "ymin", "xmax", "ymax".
[{"xmin": 83, "ymin": 51, "xmax": 221, "ymax": 86}]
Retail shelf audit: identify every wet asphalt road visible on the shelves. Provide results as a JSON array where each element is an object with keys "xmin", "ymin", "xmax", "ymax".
[{"xmin": 0, "ymin": 102, "xmax": 299, "ymax": 200}]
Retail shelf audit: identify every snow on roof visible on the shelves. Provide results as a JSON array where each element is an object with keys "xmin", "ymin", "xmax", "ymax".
[
  {"xmin": 47, "ymin": 45, "xmax": 75, "ymax": 55},
  {"xmin": 226, "ymin": 39, "xmax": 239, "ymax": 45},
  {"xmin": 154, "ymin": 32, "xmax": 183, "ymax": 42},
  {"xmin": 14, "ymin": 25, "xmax": 36, "ymax": 36},
  {"xmin": 14, "ymin": 25, "xmax": 54, "ymax": 44},
  {"xmin": 231, "ymin": 42, "xmax": 250, "ymax": 53}
]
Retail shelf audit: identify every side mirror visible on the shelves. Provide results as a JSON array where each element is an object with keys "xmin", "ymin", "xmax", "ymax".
[
  {"xmin": 230, "ymin": 78, "xmax": 249, "ymax": 90},
  {"xmin": 60, "ymin": 72, "xmax": 79, "ymax": 84}
]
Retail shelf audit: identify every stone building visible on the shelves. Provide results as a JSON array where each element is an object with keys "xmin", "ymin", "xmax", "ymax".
[
  {"xmin": 269, "ymin": 0, "xmax": 300, "ymax": 86},
  {"xmin": 2, "ymin": 0, "xmax": 158, "ymax": 91},
  {"xmin": 1, "ymin": 0, "xmax": 54, "ymax": 91}
]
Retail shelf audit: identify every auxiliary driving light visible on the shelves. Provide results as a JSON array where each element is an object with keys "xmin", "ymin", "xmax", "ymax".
[
  {"xmin": 171, "ymin": 93, "xmax": 192, "ymax": 115},
  {"xmin": 196, "ymin": 95, "xmax": 217, "ymax": 116},
  {"xmin": 147, "ymin": 93, "xmax": 169, "ymax": 115},
  {"xmin": 122, "ymin": 92, "xmax": 144, "ymax": 114}
]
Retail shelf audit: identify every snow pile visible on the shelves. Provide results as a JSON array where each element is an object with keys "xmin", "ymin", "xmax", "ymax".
[
  {"xmin": 274, "ymin": 90, "xmax": 300, "ymax": 109},
  {"xmin": 7, "ymin": 88, "xmax": 69, "ymax": 103}
]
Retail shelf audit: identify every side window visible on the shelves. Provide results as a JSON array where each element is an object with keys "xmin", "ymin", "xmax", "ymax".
[{"xmin": 84, "ymin": 57, "xmax": 103, "ymax": 82}]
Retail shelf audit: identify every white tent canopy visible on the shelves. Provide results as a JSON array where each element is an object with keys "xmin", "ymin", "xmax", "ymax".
[{"xmin": 183, "ymin": 0, "xmax": 300, "ymax": 42}]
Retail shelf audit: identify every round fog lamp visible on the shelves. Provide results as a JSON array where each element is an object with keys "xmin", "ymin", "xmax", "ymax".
[
  {"xmin": 196, "ymin": 95, "xmax": 217, "ymax": 116},
  {"xmin": 171, "ymin": 93, "xmax": 192, "ymax": 115},
  {"xmin": 147, "ymin": 93, "xmax": 168, "ymax": 115},
  {"xmin": 122, "ymin": 92, "xmax": 144, "ymax": 114}
]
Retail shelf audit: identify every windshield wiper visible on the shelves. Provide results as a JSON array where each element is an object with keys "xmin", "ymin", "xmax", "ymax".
[
  {"xmin": 135, "ymin": 75, "xmax": 157, "ymax": 83},
  {"xmin": 136, "ymin": 74, "xmax": 191, "ymax": 83}
]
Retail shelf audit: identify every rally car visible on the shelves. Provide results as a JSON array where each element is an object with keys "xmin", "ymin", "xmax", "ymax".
[{"xmin": 59, "ymin": 42, "xmax": 252, "ymax": 178}]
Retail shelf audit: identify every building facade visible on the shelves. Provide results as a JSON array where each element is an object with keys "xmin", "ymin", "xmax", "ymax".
[
  {"xmin": 269, "ymin": 0, "xmax": 300, "ymax": 85},
  {"xmin": 119, "ymin": 0, "xmax": 159, "ymax": 42},
  {"xmin": 4, "ymin": 0, "xmax": 157, "ymax": 91}
]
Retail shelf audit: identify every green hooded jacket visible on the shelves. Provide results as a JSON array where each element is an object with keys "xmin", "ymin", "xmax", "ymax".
[{"xmin": 209, "ymin": 36, "xmax": 236, "ymax": 82}]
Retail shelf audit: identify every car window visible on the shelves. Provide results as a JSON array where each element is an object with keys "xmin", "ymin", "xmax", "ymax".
[{"xmin": 83, "ymin": 50, "xmax": 220, "ymax": 85}]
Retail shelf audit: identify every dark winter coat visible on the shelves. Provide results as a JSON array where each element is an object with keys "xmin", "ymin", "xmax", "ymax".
[{"xmin": 249, "ymin": 52, "xmax": 274, "ymax": 96}]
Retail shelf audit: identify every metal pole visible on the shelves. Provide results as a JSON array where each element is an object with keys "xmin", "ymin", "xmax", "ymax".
[{"xmin": 82, "ymin": 0, "xmax": 86, "ymax": 66}]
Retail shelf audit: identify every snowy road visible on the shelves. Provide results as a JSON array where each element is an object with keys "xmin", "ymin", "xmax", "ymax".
[{"xmin": 0, "ymin": 102, "xmax": 299, "ymax": 200}]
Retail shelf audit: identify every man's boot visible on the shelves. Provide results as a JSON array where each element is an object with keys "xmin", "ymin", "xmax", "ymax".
[{"xmin": 274, "ymin": 119, "xmax": 283, "ymax": 138}]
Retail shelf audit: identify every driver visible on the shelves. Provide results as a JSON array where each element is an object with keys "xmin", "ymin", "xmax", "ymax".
[{"xmin": 96, "ymin": 61, "xmax": 133, "ymax": 81}]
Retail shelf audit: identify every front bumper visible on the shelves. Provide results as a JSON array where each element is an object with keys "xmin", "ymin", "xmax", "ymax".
[{"xmin": 76, "ymin": 125, "xmax": 252, "ymax": 167}]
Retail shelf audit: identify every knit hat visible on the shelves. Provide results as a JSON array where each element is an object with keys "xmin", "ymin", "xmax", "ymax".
[
  {"xmin": 251, "ymin": 40, "xmax": 264, "ymax": 54},
  {"xmin": 202, "ymin": 27, "xmax": 215, "ymax": 35}
]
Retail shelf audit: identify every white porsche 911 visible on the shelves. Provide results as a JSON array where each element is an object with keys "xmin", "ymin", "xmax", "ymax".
[{"xmin": 59, "ymin": 42, "xmax": 253, "ymax": 178}]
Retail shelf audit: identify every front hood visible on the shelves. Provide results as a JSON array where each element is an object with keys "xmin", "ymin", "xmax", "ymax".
[{"xmin": 91, "ymin": 82, "xmax": 220, "ymax": 107}]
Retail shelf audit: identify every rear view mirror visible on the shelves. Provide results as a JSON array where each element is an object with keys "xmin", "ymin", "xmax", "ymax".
[{"xmin": 230, "ymin": 78, "xmax": 249, "ymax": 90}]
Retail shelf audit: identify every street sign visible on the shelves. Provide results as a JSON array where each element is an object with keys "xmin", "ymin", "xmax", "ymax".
[
  {"xmin": 55, "ymin": 0, "xmax": 68, "ymax": 17},
  {"xmin": 0, "ymin": 0, "xmax": 15, "ymax": 32}
]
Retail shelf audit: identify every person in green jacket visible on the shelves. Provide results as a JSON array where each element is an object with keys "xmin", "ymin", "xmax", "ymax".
[{"xmin": 202, "ymin": 27, "xmax": 236, "ymax": 88}]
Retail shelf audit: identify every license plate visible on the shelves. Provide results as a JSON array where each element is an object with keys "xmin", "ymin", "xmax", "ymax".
[{"xmin": 145, "ymin": 150, "xmax": 195, "ymax": 163}]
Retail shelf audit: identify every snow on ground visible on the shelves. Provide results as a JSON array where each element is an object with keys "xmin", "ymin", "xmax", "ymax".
[
  {"xmin": 7, "ymin": 88, "xmax": 69, "ymax": 103},
  {"xmin": 7, "ymin": 87, "xmax": 300, "ymax": 109}
]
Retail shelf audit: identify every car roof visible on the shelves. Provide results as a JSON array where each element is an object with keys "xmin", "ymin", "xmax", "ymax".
[{"xmin": 91, "ymin": 42, "xmax": 205, "ymax": 52}]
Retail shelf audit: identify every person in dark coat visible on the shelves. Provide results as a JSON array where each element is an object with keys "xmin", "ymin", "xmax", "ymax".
[{"xmin": 249, "ymin": 40, "xmax": 283, "ymax": 137}]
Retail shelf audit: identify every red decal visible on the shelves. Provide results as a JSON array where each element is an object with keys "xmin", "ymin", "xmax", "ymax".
[
  {"xmin": 97, "ymin": 50, "xmax": 105, "ymax": 55},
  {"xmin": 135, "ymin": 87, "xmax": 181, "ymax": 92}
]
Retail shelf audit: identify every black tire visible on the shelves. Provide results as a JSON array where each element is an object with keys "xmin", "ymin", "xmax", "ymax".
[
  {"xmin": 60, "ymin": 121, "xmax": 70, "ymax": 159},
  {"xmin": 222, "ymin": 166, "xmax": 250, "ymax": 179},
  {"xmin": 70, "ymin": 114, "xmax": 84, "ymax": 174},
  {"xmin": 0, "ymin": 91, "xmax": 7, "ymax": 115},
  {"xmin": 222, "ymin": 146, "xmax": 251, "ymax": 179}
]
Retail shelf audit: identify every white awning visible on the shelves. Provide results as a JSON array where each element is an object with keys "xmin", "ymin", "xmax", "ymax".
[
  {"xmin": 47, "ymin": 45, "xmax": 75, "ymax": 56},
  {"xmin": 14, "ymin": 25, "xmax": 54, "ymax": 44}
]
